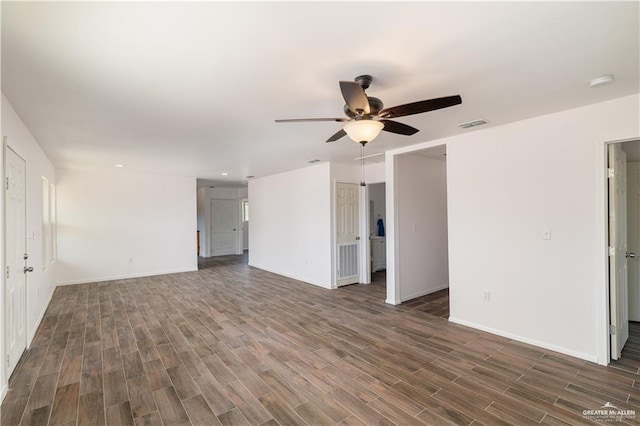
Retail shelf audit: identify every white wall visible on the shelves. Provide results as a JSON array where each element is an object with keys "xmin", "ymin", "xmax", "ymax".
[
  {"xmin": 249, "ymin": 163, "xmax": 332, "ymax": 288},
  {"xmin": 197, "ymin": 187, "xmax": 247, "ymax": 257},
  {"xmin": 397, "ymin": 154, "xmax": 449, "ymax": 301},
  {"xmin": 56, "ymin": 169, "xmax": 197, "ymax": 284},
  {"xmin": 2, "ymin": 94, "xmax": 57, "ymax": 398},
  {"xmin": 386, "ymin": 93, "xmax": 640, "ymax": 363},
  {"xmin": 365, "ymin": 162, "xmax": 386, "ymax": 183}
]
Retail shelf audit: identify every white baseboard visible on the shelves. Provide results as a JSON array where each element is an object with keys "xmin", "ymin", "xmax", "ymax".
[
  {"xmin": 248, "ymin": 262, "xmax": 331, "ymax": 290},
  {"xmin": 1, "ymin": 383, "xmax": 6, "ymax": 403},
  {"xmin": 27, "ymin": 286, "xmax": 55, "ymax": 347},
  {"xmin": 400, "ymin": 283, "xmax": 449, "ymax": 302},
  {"xmin": 385, "ymin": 298, "xmax": 401, "ymax": 305},
  {"xmin": 448, "ymin": 316, "xmax": 598, "ymax": 363},
  {"xmin": 56, "ymin": 268, "xmax": 198, "ymax": 286}
]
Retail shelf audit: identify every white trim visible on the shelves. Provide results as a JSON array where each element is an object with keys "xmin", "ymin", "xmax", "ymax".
[
  {"xmin": 400, "ymin": 284, "xmax": 449, "ymax": 302},
  {"xmin": 55, "ymin": 267, "xmax": 198, "ymax": 286},
  {"xmin": 248, "ymin": 262, "xmax": 331, "ymax": 290},
  {"xmin": 449, "ymin": 316, "xmax": 598, "ymax": 363},
  {"xmin": 27, "ymin": 286, "xmax": 54, "ymax": 346},
  {"xmin": 596, "ymin": 137, "xmax": 640, "ymax": 366},
  {"xmin": 385, "ymin": 153, "xmax": 398, "ymax": 304},
  {"xmin": 1, "ymin": 384, "xmax": 6, "ymax": 402}
]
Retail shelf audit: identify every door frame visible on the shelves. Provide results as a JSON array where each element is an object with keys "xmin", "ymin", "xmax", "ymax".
[
  {"xmin": 240, "ymin": 197, "xmax": 248, "ymax": 251},
  {"xmin": 3, "ymin": 142, "xmax": 28, "ymax": 379},
  {"xmin": 331, "ymin": 179, "xmax": 368, "ymax": 288},
  {"xmin": 365, "ymin": 181, "xmax": 386, "ymax": 286},
  {"xmin": 599, "ymin": 137, "xmax": 640, "ymax": 365},
  {"xmin": 209, "ymin": 198, "xmax": 241, "ymax": 257}
]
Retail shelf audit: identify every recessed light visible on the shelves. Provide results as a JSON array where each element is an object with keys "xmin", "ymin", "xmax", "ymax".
[
  {"xmin": 589, "ymin": 75, "xmax": 614, "ymax": 88},
  {"xmin": 221, "ymin": 172, "xmax": 228, "ymax": 176},
  {"xmin": 115, "ymin": 164, "xmax": 125, "ymax": 168}
]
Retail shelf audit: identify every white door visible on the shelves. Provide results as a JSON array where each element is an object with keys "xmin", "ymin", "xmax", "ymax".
[
  {"xmin": 336, "ymin": 183, "xmax": 360, "ymax": 286},
  {"xmin": 627, "ymin": 162, "xmax": 640, "ymax": 321},
  {"xmin": 5, "ymin": 146, "xmax": 27, "ymax": 374},
  {"xmin": 609, "ymin": 144, "xmax": 630, "ymax": 360},
  {"xmin": 211, "ymin": 199, "xmax": 238, "ymax": 256}
]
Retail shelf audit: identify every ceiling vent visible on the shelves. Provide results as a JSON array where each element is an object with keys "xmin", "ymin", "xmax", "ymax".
[
  {"xmin": 307, "ymin": 159, "xmax": 321, "ymax": 164},
  {"xmin": 457, "ymin": 119, "xmax": 487, "ymax": 129}
]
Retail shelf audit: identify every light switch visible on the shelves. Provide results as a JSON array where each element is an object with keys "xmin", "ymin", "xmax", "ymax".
[{"xmin": 542, "ymin": 228, "xmax": 552, "ymax": 240}]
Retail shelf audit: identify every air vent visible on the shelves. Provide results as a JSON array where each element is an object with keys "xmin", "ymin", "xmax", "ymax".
[
  {"xmin": 246, "ymin": 175, "xmax": 255, "ymax": 179},
  {"xmin": 457, "ymin": 119, "xmax": 487, "ymax": 129},
  {"xmin": 307, "ymin": 159, "xmax": 321, "ymax": 164}
]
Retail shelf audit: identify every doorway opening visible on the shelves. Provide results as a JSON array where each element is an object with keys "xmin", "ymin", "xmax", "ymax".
[
  {"xmin": 390, "ymin": 144, "xmax": 450, "ymax": 317},
  {"xmin": 241, "ymin": 198, "xmax": 249, "ymax": 254},
  {"xmin": 368, "ymin": 182, "xmax": 386, "ymax": 289},
  {"xmin": 609, "ymin": 139, "xmax": 640, "ymax": 369}
]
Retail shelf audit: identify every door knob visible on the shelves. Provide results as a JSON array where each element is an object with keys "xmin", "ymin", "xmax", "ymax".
[
  {"xmin": 24, "ymin": 266, "xmax": 34, "ymax": 273},
  {"xmin": 627, "ymin": 252, "xmax": 637, "ymax": 259}
]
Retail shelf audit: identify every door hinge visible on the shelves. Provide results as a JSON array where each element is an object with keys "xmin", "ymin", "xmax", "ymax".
[
  {"xmin": 5, "ymin": 177, "xmax": 8, "ymax": 190},
  {"xmin": 608, "ymin": 168, "xmax": 615, "ymax": 178},
  {"xmin": 609, "ymin": 246, "xmax": 616, "ymax": 256},
  {"xmin": 6, "ymin": 354, "xmax": 9, "ymax": 368},
  {"xmin": 610, "ymin": 324, "xmax": 616, "ymax": 335},
  {"xmin": 5, "ymin": 266, "xmax": 9, "ymax": 279}
]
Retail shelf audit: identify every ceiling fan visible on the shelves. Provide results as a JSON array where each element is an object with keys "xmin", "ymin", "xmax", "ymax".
[{"xmin": 275, "ymin": 74, "xmax": 462, "ymax": 145}]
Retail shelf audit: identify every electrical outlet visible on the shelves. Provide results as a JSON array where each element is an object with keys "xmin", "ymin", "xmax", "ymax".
[
  {"xmin": 128, "ymin": 257, "xmax": 134, "ymax": 263},
  {"xmin": 483, "ymin": 291, "xmax": 491, "ymax": 302},
  {"xmin": 542, "ymin": 228, "xmax": 552, "ymax": 240}
]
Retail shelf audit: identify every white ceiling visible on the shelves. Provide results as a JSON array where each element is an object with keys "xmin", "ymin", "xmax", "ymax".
[{"xmin": 2, "ymin": 2, "xmax": 638, "ymax": 187}]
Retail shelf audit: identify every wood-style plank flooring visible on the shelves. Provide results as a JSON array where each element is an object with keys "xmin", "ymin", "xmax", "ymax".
[
  {"xmin": 622, "ymin": 322, "xmax": 640, "ymax": 361},
  {"xmin": 2, "ymin": 254, "xmax": 640, "ymax": 425}
]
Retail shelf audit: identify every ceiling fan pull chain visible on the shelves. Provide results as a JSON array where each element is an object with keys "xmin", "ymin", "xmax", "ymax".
[{"xmin": 360, "ymin": 142, "xmax": 366, "ymax": 187}]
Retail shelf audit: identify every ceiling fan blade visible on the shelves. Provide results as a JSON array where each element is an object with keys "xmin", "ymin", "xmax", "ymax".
[
  {"xmin": 381, "ymin": 120, "xmax": 419, "ymax": 136},
  {"xmin": 379, "ymin": 95, "xmax": 462, "ymax": 119},
  {"xmin": 339, "ymin": 81, "xmax": 370, "ymax": 115},
  {"xmin": 326, "ymin": 129, "xmax": 347, "ymax": 142},
  {"xmin": 275, "ymin": 118, "xmax": 348, "ymax": 123}
]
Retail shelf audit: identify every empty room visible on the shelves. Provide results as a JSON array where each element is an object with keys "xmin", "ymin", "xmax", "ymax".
[{"xmin": 1, "ymin": 2, "xmax": 640, "ymax": 425}]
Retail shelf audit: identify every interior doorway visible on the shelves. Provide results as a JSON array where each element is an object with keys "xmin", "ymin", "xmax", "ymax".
[
  {"xmin": 388, "ymin": 144, "xmax": 450, "ymax": 315},
  {"xmin": 610, "ymin": 139, "xmax": 640, "ymax": 365},
  {"xmin": 210, "ymin": 199, "xmax": 239, "ymax": 256},
  {"xmin": 368, "ymin": 182, "xmax": 386, "ymax": 288},
  {"xmin": 241, "ymin": 198, "xmax": 249, "ymax": 252}
]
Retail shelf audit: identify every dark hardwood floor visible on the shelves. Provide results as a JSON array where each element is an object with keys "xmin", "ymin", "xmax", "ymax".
[{"xmin": 2, "ymin": 254, "xmax": 639, "ymax": 425}]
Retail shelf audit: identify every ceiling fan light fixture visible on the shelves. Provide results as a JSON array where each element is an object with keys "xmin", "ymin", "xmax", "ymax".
[{"xmin": 344, "ymin": 120, "xmax": 384, "ymax": 144}]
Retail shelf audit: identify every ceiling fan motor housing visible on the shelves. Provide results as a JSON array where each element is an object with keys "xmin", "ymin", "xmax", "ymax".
[
  {"xmin": 354, "ymin": 74, "xmax": 373, "ymax": 89},
  {"xmin": 344, "ymin": 97, "xmax": 383, "ymax": 118}
]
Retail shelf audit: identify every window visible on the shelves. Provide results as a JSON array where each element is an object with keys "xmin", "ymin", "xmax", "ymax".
[
  {"xmin": 42, "ymin": 177, "xmax": 57, "ymax": 269},
  {"xmin": 242, "ymin": 200, "xmax": 249, "ymax": 222},
  {"xmin": 50, "ymin": 183, "xmax": 57, "ymax": 263},
  {"xmin": 42, "ymin": 177, "xmax": 50, "ymax": 269}
]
